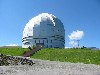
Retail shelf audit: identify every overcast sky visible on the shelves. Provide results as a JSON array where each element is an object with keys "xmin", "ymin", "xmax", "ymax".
[{"xmin": 0, "ymin": 0, "xmax": 100, "ymax": 48}]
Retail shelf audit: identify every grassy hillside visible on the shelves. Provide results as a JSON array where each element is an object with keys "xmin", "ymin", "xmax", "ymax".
[
  {"xmin": 31, "ymin": 48, "xmax": 100, "ymax": 65},
  {"xmin": 0, "ymin": 48, "xmax": 27, "ymax": 56},
  {"xmin": 0, "ymin": 48, "xmax": 100, "ymax": 65}
]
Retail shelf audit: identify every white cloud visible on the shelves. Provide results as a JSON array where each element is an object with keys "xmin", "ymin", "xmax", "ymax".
[
  {"xmin": 68, "ymin": 41, "xmax": 78, "ymax": 47},
  {"xmin": 68, "ymin": 30, "xmax": 84, "ymax": 47},
  {"xmin": 65, "ymin": 46, "xmax": 71, "ymax": 48},
  {"xmin": 68, "ymin": 30, "xmax": 84, "ymax": 40},
  {"xmin": 6, "ymin": 44, "xmax": 18, "ymax": 46}
]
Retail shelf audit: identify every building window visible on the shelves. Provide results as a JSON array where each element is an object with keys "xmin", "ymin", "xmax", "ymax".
[
  {"xmin": 43, "ymin": 40, "xmax": 44, "ymax": 43},
  {"xmin": 39, "ymin": 40, "xmax": 40, "ymax": 43},
  {"xmin": 35, "ymin": 40, "xmax": 36, "ymax": 43},
  {"xmin": 50, "ymin": 45, "xmax": 52, "ymax": 48},
  {"xmin": 47, "ymin": 40, "xmax": 48, "ymax": 43},
  {"xmin": 46, "ymin": 45, "xmax": 48, "ymax": 48},
  {"xmin": 51, "ymin": 40, "xmax": 52, "ymax": 43}
]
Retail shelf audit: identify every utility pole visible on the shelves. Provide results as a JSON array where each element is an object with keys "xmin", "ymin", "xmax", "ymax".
[{"xmin": 77, "ymin": 40, "xmax": 80, "ymax": 48}]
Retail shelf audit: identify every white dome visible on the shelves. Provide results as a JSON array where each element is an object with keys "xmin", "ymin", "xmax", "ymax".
[
  {"xmin": 22, "ymin": 13, "xmax": 65, "ymax": 48},
  {"xmin": 25, "ymin": 13, "xmax": 56, "ymax": 29}
]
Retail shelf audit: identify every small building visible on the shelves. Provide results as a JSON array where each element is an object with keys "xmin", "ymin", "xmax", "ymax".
[
  {"xmin": 88, "ymin": 47, "xmax": 100, "ymax": 50},
  {"xmin": 22, "ymin": 13, "xmax": 65, "ymax": 48}
]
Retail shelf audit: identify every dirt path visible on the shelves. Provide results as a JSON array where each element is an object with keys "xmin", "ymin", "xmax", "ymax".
[{"xmin": 0, "ymin": 59, "xmax": 100, "ymax": 75}]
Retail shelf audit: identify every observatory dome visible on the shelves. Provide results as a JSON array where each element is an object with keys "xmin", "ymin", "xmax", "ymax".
[{"xmin": 22, "ymin": 13, "xmax": 65, "ymax": 48}]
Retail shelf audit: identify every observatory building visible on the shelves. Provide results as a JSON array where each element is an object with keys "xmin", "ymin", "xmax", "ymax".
[{"xmin": 22, "ymin": 13, "xmax": 65, "ymax": 48}]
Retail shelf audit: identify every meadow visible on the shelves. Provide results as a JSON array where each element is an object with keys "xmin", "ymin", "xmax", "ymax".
[
  {"xmin": 0, "ymin": 47, "xmax": 100, "ymax": 65},
  {"xmin": 0, "ymin": 47, "xmax": 28, "ymax": 56}
]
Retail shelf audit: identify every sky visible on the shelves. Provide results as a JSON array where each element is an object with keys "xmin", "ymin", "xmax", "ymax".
[{"xmin": 0, "ymin": 0, "xmax": 100, "ymax": 48}]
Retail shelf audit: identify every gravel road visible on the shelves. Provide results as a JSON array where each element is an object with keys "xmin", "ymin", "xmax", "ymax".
[{"xmin": 0, "ymin": 59, "xmax": 100, "ymax": 75}]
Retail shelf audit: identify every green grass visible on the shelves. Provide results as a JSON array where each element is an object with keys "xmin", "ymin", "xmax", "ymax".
[
  {"xmin": 0, "ymin": 47, "xmax": 100, "ymax": 65},
  {"xmin": 31, "ymin": 48, "xmax": 100, "ymax": 65},
  {"xmin": 0, "ymin": 47, "xmax": 27, "ymax": 56}
]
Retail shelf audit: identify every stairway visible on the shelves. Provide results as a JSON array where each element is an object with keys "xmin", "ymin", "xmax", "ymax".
[{"xmin": 22, "ymin": 45, "xmax": 43, "ymax": 57}]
